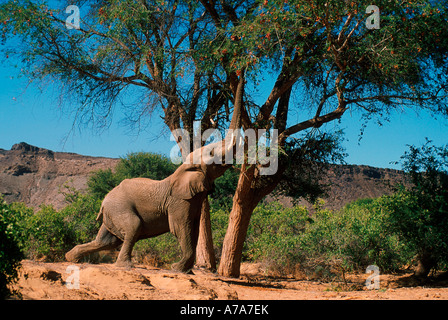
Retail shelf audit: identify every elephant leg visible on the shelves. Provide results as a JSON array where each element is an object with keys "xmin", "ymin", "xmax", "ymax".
[
  {"xmin": 66, "ymin": 224, "xmax": 122, "ymax": 262},
  {"xmin": 115, "ymin": 212, "xmax": 142, "ymax": 269},
  {"xmin": 170, "ymin": 208, "xmax": 201, "ymax": 273}
]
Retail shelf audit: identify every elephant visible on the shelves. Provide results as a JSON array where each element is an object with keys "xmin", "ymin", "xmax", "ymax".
[{"xmin": 65, "ymin": 136, "xmax": 238, "ymax": 273}]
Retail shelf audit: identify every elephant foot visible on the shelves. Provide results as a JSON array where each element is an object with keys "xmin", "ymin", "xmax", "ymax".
[
  {"xmin": 65, "ymin": 248, "xmax": 81, "ymax": 263},
  {"xmin": 171, "ymin": 262, "xmax": 194, "ymax": 274},
  {"xmin": 114, "ymin": 259, "xmax": 134, "ymax": 270}
]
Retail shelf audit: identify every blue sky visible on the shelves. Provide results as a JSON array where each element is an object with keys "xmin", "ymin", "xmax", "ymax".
[{"xmin": 1, "ymin": 60, "xmax": 447, "ymax": 169}]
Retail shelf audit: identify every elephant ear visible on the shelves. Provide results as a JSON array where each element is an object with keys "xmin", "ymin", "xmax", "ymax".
[{"xmin": 170, "ymin": 170, "xmax": 210, "ymax": 200}]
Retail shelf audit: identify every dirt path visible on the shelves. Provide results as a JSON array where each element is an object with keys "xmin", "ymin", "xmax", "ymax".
[{"xmin": 12, "ymin": 260, "xmax": 448, "ymax": 300}]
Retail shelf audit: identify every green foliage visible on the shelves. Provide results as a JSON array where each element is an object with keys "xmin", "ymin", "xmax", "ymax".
[
  {"xmin": 0, "ymin": 201, "xmax": 34, "ymax": 251},
  {"xmin": 115, "ymin": 152, "xmax": 178, "ymax": 180},
  {"xmin": 245, "ymin": 202, "xmax": 311, "ymax": 273},
  {"xmin": 300, "ymin": 199, "xmax": 411, "ymax": 275},
  {"xmin": 209, "ymin": 169, "xmax": 240, "ymax": 210},
  {"xmin": 214, "ymin": 196, "xmax": 419, "ymax": 278},
  {"xmin": 86, "ymin": 168, "xmax": 120, "ymax": 200},
  {"xmin": 196, "ymin": 0, "xmax": 448, "ymax": 117},
  {"xmin": 276, "ymin": 131, "xmax": 347, "ymax": 204},
  {"xmin": 0, "ymin": 197, "xmax": 27, "ymax": 299},
  {"xmin": 88, "ymin": 152, "xmax": 177, "ymax": 199},
  {"xmin": 386, "ymin": 141, "xmax": 448, "ymax": 272},
  {"xmin": 209, "ymin": 202, "xmax": 231, "ymax": 258},
  {"xmin": 210, "ymin": 198, "xmax": 409, "ymax": 277},
  {"xmin": 23, "ymin": 189, "xmax": 101, "ymax": 262},
  {"xmin": 133, "ymin": 233, "xmax": 181, "ymax": 267},
  {"xmin": 24, "ymin": 204, "xmax": 69, "ymax": 261},
  {"xmin": 60, "ymin": 191, "xmax": 102, "ymax": 245}
]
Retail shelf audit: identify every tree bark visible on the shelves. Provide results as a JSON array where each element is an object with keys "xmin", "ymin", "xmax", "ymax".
[
  {"xmin": 218, "ymin": 165, "xmax": 258, "ymax": 278},
  {"xmin": 195, "ymin": 70, "xmax": 244, "ymax": 273},
  {"xmin": 415, "ymin": 251, "xmax": 435, "ymax": 279},
  {"xmin": 195, "ymin": 197, "xmax": 217, "ymax": 271}
]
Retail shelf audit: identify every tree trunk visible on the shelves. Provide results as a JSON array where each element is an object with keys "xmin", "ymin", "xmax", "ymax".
[
  {"xmin": 195, "ymin": 197, "xmax": 217, "ymax": 271},
  {"xmin": 415, "ymin": 251, "xmax": 435, "ymax": 279},
  {"xmin": 218, "ymin": 165, "xmax": 258, "ymax": 278}
]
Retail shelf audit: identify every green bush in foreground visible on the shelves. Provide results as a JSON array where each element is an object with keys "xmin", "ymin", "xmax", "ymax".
[
  {"xmin": 0, "ymin": 198, "xmax": 27, "ymax": 299},
  {"xmin": 24, "ymin": 190, "xmax": 101, "ymax": 262}
]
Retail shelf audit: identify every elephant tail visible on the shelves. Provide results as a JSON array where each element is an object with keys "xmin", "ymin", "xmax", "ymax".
[{"xmin": 96, "ymin": 205, "xmax": 104, "ymax": 222}]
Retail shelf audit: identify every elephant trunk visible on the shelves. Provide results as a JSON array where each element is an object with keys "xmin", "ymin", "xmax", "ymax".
[{"xmin": 220, "ymin": 70, "xmax": 245, "ymax": 159}]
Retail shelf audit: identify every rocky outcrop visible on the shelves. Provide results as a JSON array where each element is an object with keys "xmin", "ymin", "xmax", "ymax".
[
  {"xmin": 0, "ymin": 142, "xmax": 119, "ymax": 209},
  {"xmin": 270, "ymin": 163, "xmax": 409, "ymax": 211},
  {"xmin": 317, "ymin": 164, "xmax": 409, "ymax": 210}
]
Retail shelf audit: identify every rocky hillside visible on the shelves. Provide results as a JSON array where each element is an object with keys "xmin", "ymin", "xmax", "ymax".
[
  {"xmin": 0, "ymin": 142, "xmax": 118, "ymax": 209},
  {"xmin": 0, "ymin": 142, "xmax": 408, "ymax": 210},
  {"xmin": 311, "ymin": 163, "xmax": 408, "ymax": 210}
]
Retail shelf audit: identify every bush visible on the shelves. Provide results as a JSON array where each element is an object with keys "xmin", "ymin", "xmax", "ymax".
[
  {"xmin": 133, "ymin": 233, "xmax": 181, "ymax": 267},
  {"xmin": 209, "ymin": 198, "xmax": 410, "ymax": 278},
  {"xmin": 299, "ymin": 198, "xmax": 410, "ymax": 276},
  {"xmin": 0, "ymin": 197, "xmax": 30, "ymax": 299},
  {"xmin": 388, "ymin": 141, "xmax": 448, "ymax": 277},
  {"xmin": 24, "ymin": 205, "xmax": 70, "ymax": 261},
  {"xmin": 244, "ymin": 202, "xmax": 311, "ymax": 275},
  {"xmin": 209, "ymin": 202, "xmax": 230, "ymax": 260},
  {"xmin": 0, "ymin": 219, "xmax": 23, "ymax": 299},
  {"xmin": 86, "ymin": 168, "xmax": 120, "ymax": 200},
  {"xmin": 115, "ymin": 152, "xmax": 178, "ymax": 181},
  {"xmin": 24, "ymin": 190, "xmax": 101, "ymax": 262},
  {"xmin": 384, "ymin": 187, "xmax": 448, "ymax": 275},
  {"xmin": 60, "ymin": 192, "xmax": 102, "ymax": 245},
  {"xmin": 209, "ymin": 169, "xmax": 239, "ymax": 211}
]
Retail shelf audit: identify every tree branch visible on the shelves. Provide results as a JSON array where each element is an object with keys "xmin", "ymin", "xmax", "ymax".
[{"xmin": 279, "ymin": 104, "xmax": 348, "ymax": 143}]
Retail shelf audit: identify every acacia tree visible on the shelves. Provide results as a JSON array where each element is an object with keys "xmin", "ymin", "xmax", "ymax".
[
  {"xmin": 389, "ymin": 141, "xmax": 448, "ymax": 279},
  {"xmin": 194, "ymin": 0, "xmax": 448, "ymax": 277},
  {"xmin": 2, "ymin": 0, "xmax": 448, "ymax": 278},
  {"xmin": 0, "ymin": 0, "xmax": 238, "ymax": 270}
]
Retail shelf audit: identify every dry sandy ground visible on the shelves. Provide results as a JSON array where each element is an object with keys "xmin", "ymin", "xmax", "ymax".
[{"xmin": 12, "ymin": 260, "xmax": 448, "ymax": 300}]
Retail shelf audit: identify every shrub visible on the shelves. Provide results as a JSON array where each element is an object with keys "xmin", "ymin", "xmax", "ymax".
[
  {"xmin": 0, "ymin": 197, "xmax": 26, "ymax": 299},
  {"xmin": 24, "ymin": 205, "xmax": 70, "ymax": 261},
  {"xmin": 384, "ymin": 187, "xmax": 448, "ymax": 276},
  {"xmin": 86, "ymin": 168, "xmax": 119, "ymax": 200},
  {"xmin": 0, "ymin": 200, "xmax": 33, "ymax": 251},
  {"xmin": 24, "ymin": 188, "xmax": 101, "ymax": 262},
  {"xmin": 115, "ymin": 152, "xmax": 178, "ymax": 181},
  {"xmin": 298, "ymin": 198, "xmax": 411, "ymax": 277},
  {"xmin": 133, "ymin": 233, "xmax": 181, "ymax": 267},
  {"xmin": 209, "ymin": 202, "xmax": 230, "ymax": 259},
  {"xmin": 210, "ymin": 199, "xmax": 410, "ymax": 278},
  {"xmin": 245, "ymin": 202, "xmax": 311, "ymax": 275},
  {"xmin": 209, "ymin": 169, "xmax": 239, "ymax": 211},
  {"xmin": 60, "ymin": 192, "xmax": 102, "ymax": 245}
]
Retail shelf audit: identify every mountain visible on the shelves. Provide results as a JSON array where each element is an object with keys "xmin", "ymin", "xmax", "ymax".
[
  {"xmin": 0, "ymin": 142, "xmax": 408, "ymax": 210},
  {"xmin": 0, "ymin": 142, "xmax": 119, "ymax": 209}
]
